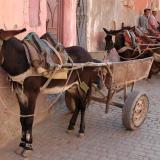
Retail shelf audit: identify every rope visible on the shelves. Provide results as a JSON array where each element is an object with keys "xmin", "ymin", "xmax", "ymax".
[
  {"xmin": 47, "ymin": 65, "xmax": 75, "ymax": 111},
  {"xmin": 118, "ymin": 46, "xmax": 152, "ymax": 61},
  {"xmin": 0, "ymin": 62, "xmax": 80, "ymax": 118},
  {"xmin": 40, "ymin": 67, "xmax": 59, "ymax": 90}
]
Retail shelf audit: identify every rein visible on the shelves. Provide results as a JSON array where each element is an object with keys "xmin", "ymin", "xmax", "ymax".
[
  {"xmin": 118, "ymin": 50, "xmax": 146, "ymax": 60},
  {"xmin": 117, "ymin": 45, "xmax": 153, "ymax": 61}
]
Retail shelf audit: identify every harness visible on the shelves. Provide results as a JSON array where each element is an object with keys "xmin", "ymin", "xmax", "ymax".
[
  {"xmin": 8, "ymin": 67, "xmax": 38, "ymax": 85},
  {"xmin": 123, "ymin": 30, "xmax": 137, "ymax": 48},
  {"xmin": 117, "ymin": 46, "xmax": 133, "ymax": 53}
]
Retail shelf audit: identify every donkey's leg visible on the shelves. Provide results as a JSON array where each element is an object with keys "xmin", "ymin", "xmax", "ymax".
[
  {"xmin": 15, "ymin": 116, "xmax": 27, "ymax": 155},
  {"xmin": 79, "ymin": 101, "xmax": 86, "ymax": 137},
  {"xmin": 21, "ymin": 92, "xmax": 38, "ymax": 158},
  {"xmin": 67, "ymin": 98, "xmax": 80, "ymax": 133},
  {"xmin": 78, "ymin": 89, "xmax": 91, "ymax": 137},
  {"xmin": 14, "ymin": 85, "xmax": 28, "ymax": 155}
]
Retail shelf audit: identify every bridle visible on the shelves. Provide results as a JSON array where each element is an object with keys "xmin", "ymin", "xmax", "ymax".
[{"xmin": 0, "ymin": 39, "xmax": 4, "ymax": 65}]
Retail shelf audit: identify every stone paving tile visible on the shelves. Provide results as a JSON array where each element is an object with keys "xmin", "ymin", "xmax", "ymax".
[{"xmin": 0, "ymin": 75, "xmax": 160, "ymax": 160}]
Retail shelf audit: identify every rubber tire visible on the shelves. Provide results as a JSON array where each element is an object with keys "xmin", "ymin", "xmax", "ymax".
[
  {"xmin": 122, "ymin": 91, "xmax": 149, "ymax": 130},
  {"xmin": 65, "ymin": 92, "xmax": 76, "ymax": 113}
]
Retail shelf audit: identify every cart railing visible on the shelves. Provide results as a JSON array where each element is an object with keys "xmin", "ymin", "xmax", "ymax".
[
  {"xmin": 49, "ymin": 57, "xmax": 153, "ymax": 86},
  {"xmin": 109, "ymin": 57, "xmax": 153, "ymax": 88}
]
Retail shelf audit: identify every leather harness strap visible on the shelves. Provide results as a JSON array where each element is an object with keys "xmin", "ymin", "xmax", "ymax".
[{"xmin": 118, "ymin": 46, "xmax": 133, "ymax": 53}]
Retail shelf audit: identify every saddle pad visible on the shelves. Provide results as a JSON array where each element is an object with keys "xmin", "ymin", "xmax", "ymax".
[
  {"xmin": 124, "ymin": 30, "xmax": 137, "ymax": 48},
  {"xmin": 24, "ymin": 32, "xmax": 67, "ymax": 68}
]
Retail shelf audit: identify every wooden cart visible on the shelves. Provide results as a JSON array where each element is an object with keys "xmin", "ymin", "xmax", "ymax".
[{"xmin": 65, "ymin": 57, "xmax": 153, "ymax": 130}]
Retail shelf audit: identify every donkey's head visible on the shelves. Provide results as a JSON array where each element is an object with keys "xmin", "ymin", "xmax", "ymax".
[
  {"xmin": 0, "ymin": 28, "xmax": 27, "ymax": 65},
  {"xmin": 103, "ymin": 28, "xmax": 124, "ymax": 52},
  {"xmin": 0, "ymin": 28, "xmax": 29, "ymax": 76}
]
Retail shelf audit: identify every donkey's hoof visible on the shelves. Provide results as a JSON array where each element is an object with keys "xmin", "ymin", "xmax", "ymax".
[
  {"xmin": 21, "ymin": 149, "xmax": 33, "ymax": 158},
  {"xmin": 66, "ymin": 129, "xmax": 74, "ymax": 134},
  {"xmin": 15, "ymin": 146, "xmax": 24, "ymax": 155},
  {"xmin": 78, "ymin": 133, "xmax": 85, "ymax": 138}
]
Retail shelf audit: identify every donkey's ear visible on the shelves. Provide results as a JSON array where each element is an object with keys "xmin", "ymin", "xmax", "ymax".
[
  {"xmin": 21, "ymin": 28, "xmax": 27, "ymax": 32},
  {"xmin": 0, "ymin": 28, "xmax": 27, "ymax": 40},
  {"xmin": 103, "ymin": 28, "xmax": 109, "ymax": 34}
]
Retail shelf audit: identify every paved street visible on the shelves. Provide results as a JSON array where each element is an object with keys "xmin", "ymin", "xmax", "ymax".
[{"xmin": 0, "ymin": 75, "xmax": 160, "ymax": 160}]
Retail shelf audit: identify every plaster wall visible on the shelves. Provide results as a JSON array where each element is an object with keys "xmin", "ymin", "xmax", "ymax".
[
  {"xmin": 0, "ymin": 0, "xmax": 47, "ymax": 39},
  {"xmin": 63, "ymin": 0, "xmax": 77, "ymax": 47},
  {"xmin": 86, "ymin": 0, "xmax": 147, "ymax": 51}
]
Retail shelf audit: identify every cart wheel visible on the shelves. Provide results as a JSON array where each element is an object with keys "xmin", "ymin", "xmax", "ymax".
[
  {"xmin": 122, "ymin": 91, "xmax": 149, "ymax": 130},
  {"xmin": 65, "ymin": 92, "xmax": 76, "ymax": 113}
]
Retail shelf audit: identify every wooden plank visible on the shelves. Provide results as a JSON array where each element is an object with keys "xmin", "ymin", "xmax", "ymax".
[{"xmin": 111, "ymin": 57, "xmax": 153, "ymax": 87}]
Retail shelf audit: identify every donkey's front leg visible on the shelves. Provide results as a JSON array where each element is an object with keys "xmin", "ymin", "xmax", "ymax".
[
  {"xmin": 15, "ymin": 116, "xmax": 27, "ymax": 155},
  {"xmin": 21, "ymin": 93, "xmax": 37, "ymax": 158},
  {"xmin": 14, "ymin": 85, "xmax": 28, "ymax": 155}
]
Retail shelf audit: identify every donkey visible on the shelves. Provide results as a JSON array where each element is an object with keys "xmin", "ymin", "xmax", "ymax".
[
  {"xmin": 103, "ymin": 28, "xmax": 160, "ymax": 77},
  {"xmin": 103, "ymin": 28, "xmax": 153, "ymax": 60},
  {"xmin": 0, "ymin": 29, "xmax": 104, "ymax": 157}
]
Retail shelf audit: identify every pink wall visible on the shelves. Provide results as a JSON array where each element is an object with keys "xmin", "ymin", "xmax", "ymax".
[
  {"xmin": 135, "ymin": 0, "xmax": 160, "ymax": 14},
  {"xmin": 135, "ymin": 0, "xmax": 148, "ymax": 14},
  {"xmin": 0, "ymin": 0, "xmax": 76, "ymax": 45},
  {"xmin": 63, "ymin": 0, "xmax": 77, "ymax": 47},
  {"xmin": 0, "ymin": 0, "xmax": 47, "ymax": 39}
]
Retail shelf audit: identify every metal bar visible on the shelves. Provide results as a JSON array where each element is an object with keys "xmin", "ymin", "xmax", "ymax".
[
  {"xmin": 49, "ymin": 62, "xmax": 109, "ymax": 68},
  {"xmin": 90, "ymin": 96, "xmax": 106, "ymax": 103},
  {"xmin": 50, "ymin": 57, "xmax": 153, "ymax": 68},
  {"xmin": 110, "ymin": 102, "xmax": 124, "ymax": 108},
  {"xmin": 138, "ymin": 43, "xmax": 160, "ymax": 46},
  {"xmin": 90, "ymin": 96, "xmax": 124, "ymax": 109}
]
